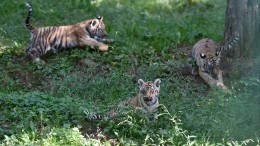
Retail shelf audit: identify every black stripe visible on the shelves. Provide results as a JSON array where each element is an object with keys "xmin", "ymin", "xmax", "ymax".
[
  {"xmin": 65, "ymin": 33, "xmax": 68, "ymax": 48},
  {"xmin": 58, "ymin": 34, "xmax": 63, "ymax": 49},
  {"xmin": 151, "ymin": 98, "xmax": 158, "ymax": 105},
  {"xmin": 25, "ymin": 3, "xmax": 35, "ymax": 31}
]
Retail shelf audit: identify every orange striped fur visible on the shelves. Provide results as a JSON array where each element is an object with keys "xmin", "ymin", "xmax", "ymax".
[
  {"xmin": 89, "ymin": 79, "xmax": 161, "ymax": 121},
  {"xmin": 25, "ymin": 3, "xmax": 109, "ymax": 63},
  {"xmin": 192, "ymin": 35, "xmax": 239, "ymax": 90}
]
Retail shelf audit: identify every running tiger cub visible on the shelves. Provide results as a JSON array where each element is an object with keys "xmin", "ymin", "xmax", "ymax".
[
  {"xmin": 25, "ymin": 3, "xmax": 111, "ymax": 63},
  {"xmin": 192, "ymin": 35, "xmax": 239, "ymax": 90},
  {"xmin": 88, "ymin": 79, "xmax": 161, "ymax": 121}
]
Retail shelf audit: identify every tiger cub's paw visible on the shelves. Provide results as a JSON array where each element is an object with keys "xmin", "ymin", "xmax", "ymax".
[
  {"xmin": 97, "ymin": 38, "xmax": 114, "ymax": 44},
  {"xmin": 191, "ymin": 67, "xmax": 199, "ymax": 76},
  {"xmin": 34, "ymin": 58, "xmax": 45, "ymax": 65},
  {"xmin": 98, "ymin": 44, "xmax": 109, "ymax": 52},
  {"xmin": 216, "ymin": 82, "xmax": 228, "ymax": 91},
  {"xmin": 104, "ymin": 38, "xmax": 115, "ymax": 44},
  {"xmin": 153, "ymin": 114, "xmax": 158, "ymax": 121}
]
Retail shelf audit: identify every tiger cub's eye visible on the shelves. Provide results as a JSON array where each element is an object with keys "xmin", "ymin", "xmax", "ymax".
[
  {"xmin": 140, "ymin": 89, "xmax": 146, "ymax": 94},
  {"xmin": 215, "ymin": 51, "xmax": 220, "ymax": 56},
  {"xmin": 200, "ymin": 53, "xmax": 206, "ymax": 59}
]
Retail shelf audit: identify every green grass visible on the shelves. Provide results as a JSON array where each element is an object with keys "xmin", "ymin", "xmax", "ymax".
[{"xmin": 0, "ymin": 0, "xmax": 259, "ymax": 145}]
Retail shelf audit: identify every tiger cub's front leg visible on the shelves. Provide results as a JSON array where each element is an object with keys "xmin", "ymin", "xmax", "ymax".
[
  {"xmin": 26, "ymin": 45, "xmax": 47, "ymax": 64},
  {"xmin": 199, "ymin": 69, "xmax": 227, "ymax": 90},
  {"xmin": 83, "ymin": 37, "xmax": 109, "ymax": 51},
  {"xmin": 215, "ymin": 70, "xmax": 227, "ymax": 90}
]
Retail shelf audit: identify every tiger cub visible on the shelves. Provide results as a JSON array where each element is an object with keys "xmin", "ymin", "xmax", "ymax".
[
  {"xmin": 89, "ymin": 79, "xmax": 161, "ymax": 121},
  {"xmin": 25, "ymin": 3, "xmax": 111, "ymax": 63},
  {"xmin": 192, "ymin": 35, "xmax": 239, "ymax": 90}
]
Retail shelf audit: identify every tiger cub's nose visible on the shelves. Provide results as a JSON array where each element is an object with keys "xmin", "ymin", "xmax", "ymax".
[{"xmin": 143, "ymin": 96, "xmax": 152, "ymax": 101}]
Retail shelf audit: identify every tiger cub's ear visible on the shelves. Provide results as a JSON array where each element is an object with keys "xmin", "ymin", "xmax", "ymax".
[
  {"xmin": 97, "ymin": 16, "xmax": 103, "ymax": 21},
  {"xmin": 138, "ymin": 79, "xmax": 145, "ymax": 87},
  {"xmin": 154, "ymin": 79, "xmax": 161, "ymax": 88}
]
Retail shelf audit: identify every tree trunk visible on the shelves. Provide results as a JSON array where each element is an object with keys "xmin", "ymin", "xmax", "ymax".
[{"xmin": 225, "ymin": 0, "xmax": 260, "ymax": 57}]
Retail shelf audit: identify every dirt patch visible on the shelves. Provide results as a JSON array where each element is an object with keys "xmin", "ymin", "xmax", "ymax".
[
  {"xmin": 15, "ymin": 71, "xmax": 40, "ymax": 89},
  {"xmin": 170, "ymin": 45, "xmax": 193, "ymax": 60},
  {"xmin": 166, "ymin": 45, "xmax": 194, "ymax": 75},
  {"xmin": 80, "ymin": 123, "xmax": 118, "ymax": 145},
  {"xmin": 77, "ymin": 58, "xmax": 111, "ymax": 78},
  {"xmin": 1, "ymin": 55, "xmax": 44, "ymax": 90}
]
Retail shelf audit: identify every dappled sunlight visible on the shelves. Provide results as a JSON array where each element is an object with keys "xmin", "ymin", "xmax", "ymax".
[
  {"xmin": 155, "ymin": 0, "xmax": 210, "ymax": 9},
  {"xmin": 0, "ymin": 24, "xmax": 28, "ymax": 55},
  {"xmin": 90, "ymin": 0, "xmax": 104, "ymax": 7},
  {"xmin": 2, "ymin": 127, "xmax": 104, "ymax": 145},
  {"xmin": 154, "ymin": 0, "xmax": 212, "ymax": 10},
  {"xmin": 0, "ymin": 39, "xmax": 22, "ymax": 55},
  {"xmin": 0, "ymin": 42, "xmax": 10, "ymax": 54}
]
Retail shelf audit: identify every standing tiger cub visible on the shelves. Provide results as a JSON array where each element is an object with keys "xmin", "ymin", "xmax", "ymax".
[
  {"xmin": 192, "ymin": 35, "xmax": 239, "ymax": 90},
  {"xmin": 25, "ymin": 3, "xmax": 111, "ymax": 63},
  {"xmin": 89, "ymin": 79, "xmax": 161, "ymax": 121}
]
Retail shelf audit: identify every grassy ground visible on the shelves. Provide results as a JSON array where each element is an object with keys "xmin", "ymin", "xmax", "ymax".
[{"xmin": 0, "ymin": 0, "xmax": 259, "ymax": 145}]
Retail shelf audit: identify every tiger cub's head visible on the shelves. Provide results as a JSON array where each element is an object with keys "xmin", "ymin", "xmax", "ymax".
[
  {"xmin": 138, "ymin": 79, "xmax": 161, "ymax": 105},
  {"xmin": 193, "ymin": 39, "xmax": 221, "ymax": 73},
  {"xmin": 87, "ymin": 16, "xmax": 107, "ymax": 40}
]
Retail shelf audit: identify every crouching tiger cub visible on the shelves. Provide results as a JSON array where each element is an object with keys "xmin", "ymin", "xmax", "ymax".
[
  {"xmin": 192, "ymin": 35, "xmax": 239, "ymax": 90},
  {"xmin": 25, "ymin": 3, "xmax": 112, "ymax": 63},
  {"xmin": 88, "ymin": 79, "xmax": 161, "ymax": 121}
]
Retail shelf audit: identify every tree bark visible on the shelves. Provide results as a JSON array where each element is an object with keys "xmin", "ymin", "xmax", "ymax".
[{"xmin": 225, "ymin": 0, "xmax": 260, "ymax": 57}]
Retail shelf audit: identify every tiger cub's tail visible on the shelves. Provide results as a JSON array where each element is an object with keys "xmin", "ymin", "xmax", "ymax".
[
  {"xmin": 88, "ymin": 109, "xmax": 118, "ymax": 121},
  {"xmin": 218, "ymin": 34, "xmax": 240, "ymax": 52},
  {"xmin": 25, "ymin": 3, "xmax": 35, "ymax": 32}
]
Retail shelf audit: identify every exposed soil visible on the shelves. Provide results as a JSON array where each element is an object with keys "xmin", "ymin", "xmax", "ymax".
[
  {"xmin": 77, "ymin": 58, "xmax": 111, "ymax": 78},
  {"xmin": 80, "ymin": 123, "xmax": 118, "ymax": 146}
]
